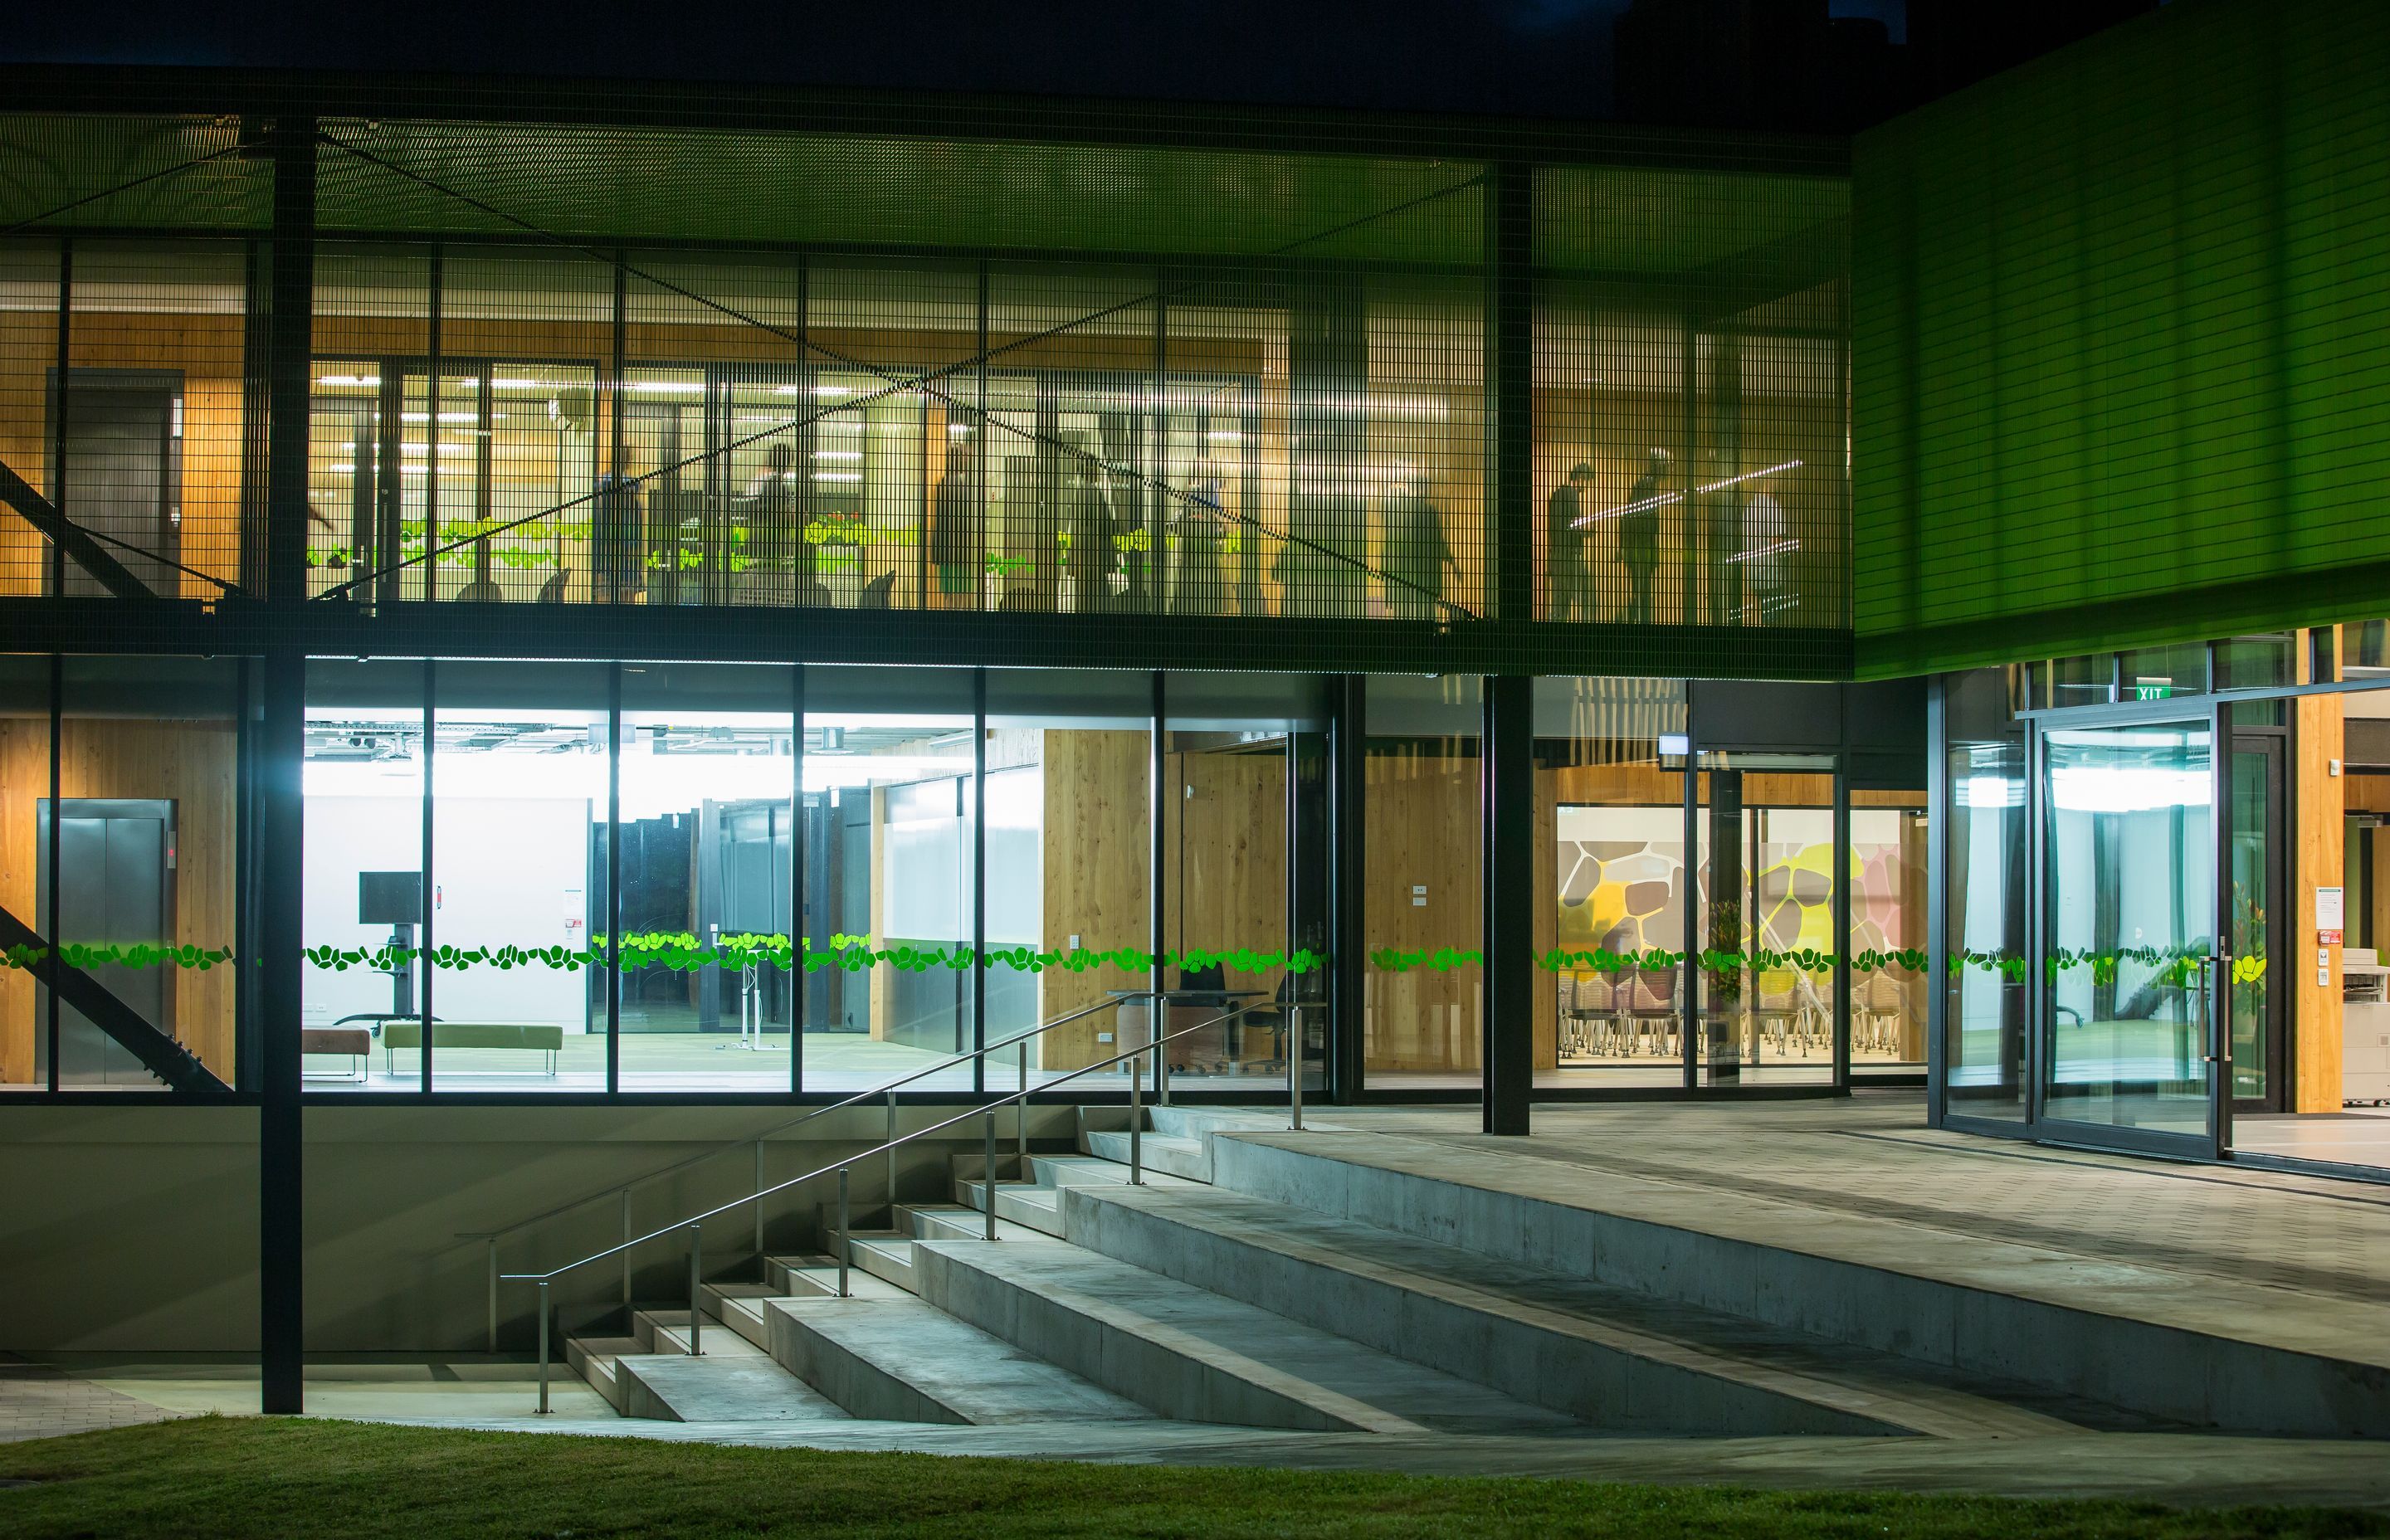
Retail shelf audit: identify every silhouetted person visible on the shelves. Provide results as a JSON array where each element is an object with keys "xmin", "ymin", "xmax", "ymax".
[
  {"xmin": 1546, "ymin": 461, "xmax": 1594, "ymax": 621},
  {"xmin": 931, "ymin": 437, "xmax": 980, "ymax": 607},
  {"xmin": 1169, "ymin": 461, "xmax": 1227, "ymax": 615},
  {"xmin": 1383, "ymin": 470, "xmax": 1452, "ymax": 619},
  {"xmin": 592, "ymin": 471, "xmax": 646, "ymax": 604},
  {"xmin": 1619, "ymin": 447, "xmax": 1670, "ymax": 625},
  {"xmin": 743, "ymin": 441, "xmax": 806, "ymax": 589},
  {"xmin": 1743, "ymin": 472, "xmax": 1792, "ymax": 624}
]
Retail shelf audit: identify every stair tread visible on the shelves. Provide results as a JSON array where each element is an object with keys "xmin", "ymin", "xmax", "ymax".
[
  {"xmin": 768, "ymin": 1295, "xmax": 1156, "ymax": 1425},
  {"xmin": 1076, "ymin": 1184, "xmax": 2149, "ymax": 1437},
  {"xmin": 901, "ymin": 1203, "xmax": 1046, "ymax": 1244},
  {"xmin": 1081, "ymin": 1128, "xmax": 1210, "ymax": 1177},
  {"xmin": 636, "ymin": 1308, "xmax": 767, "ymax": 1358},
  {"xmin": 920, "ymin": 1237, "xmax": 1577, "ymax": 1434},
  {"xmin": 616, "ymin": 1351, "xmax": 854, "ymax": 1422},
  {"xmin": 768, "ymin": 1256, "xmax": 910, "ymax": 1300}
]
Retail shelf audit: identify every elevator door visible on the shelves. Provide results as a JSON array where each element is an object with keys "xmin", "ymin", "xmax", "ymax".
[{"xmin": 35, "ymin": 798, "xmax": 175, "ymax": 1087}]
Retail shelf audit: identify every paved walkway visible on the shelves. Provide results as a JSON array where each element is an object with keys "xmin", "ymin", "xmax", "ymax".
[
  {"xmin": 1313, "ymin": 1093, "xmax": 2390, "ymax": 1305},
  {"xmin": 0, "ymin": 1357, "xmax": 182, "ymax": 1445}
]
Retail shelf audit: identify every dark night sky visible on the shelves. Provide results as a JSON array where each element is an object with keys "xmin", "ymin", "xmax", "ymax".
[{"xmin": 0, "ymin": 0, "xmax": 1906, "ymax": 121}]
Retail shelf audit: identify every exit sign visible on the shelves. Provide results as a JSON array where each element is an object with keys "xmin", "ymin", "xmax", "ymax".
[{"xmin": 2132, "ymin": 684, "xmax": 2173, "ymax": 700}]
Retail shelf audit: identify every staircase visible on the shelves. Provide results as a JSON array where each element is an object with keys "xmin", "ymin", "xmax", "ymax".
[{"xmin": 549, "ymin": 1103, "xmax": 2194, "ymax": 1439}]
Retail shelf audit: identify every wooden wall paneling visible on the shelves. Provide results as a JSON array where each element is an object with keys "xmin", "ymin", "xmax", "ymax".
[
  {"xmin": 0, "ymin": 714, "xmax": 47, "ymax": 1084},
  {"xmin": 2295, "ymin": 694, "xmax": 2345, "ymax": 1114},
  {"xmin": 1152, "ymin": 745, "xmax": 1288, "ymax": 1073},
  {"xmin": 0, "ymin": 308, "xmax": 54, "ymax": 598},
  {"xmin": 2372, "ymin": 831, "xmax": 2390, "ymax": 964},
  {"xmin": 2344, "ymin": 775, "xmax": 2390, "ymax": 816},
  {"xmin": 1363, "ymin": 743, "xmax": 1480, "ymax": 1074},
  {"xmin": 1038, "ymin": 729, "xmax": 1149, "ymax": 1070},
  {"xmin": 58, "ymin": 718, "xmax": 241, "ymax": 1081}
]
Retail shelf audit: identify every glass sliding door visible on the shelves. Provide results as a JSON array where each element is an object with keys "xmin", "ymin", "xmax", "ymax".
[{"xmin": 2037, "ymin": 715, "xmax": 2224, "ymax": 1154}]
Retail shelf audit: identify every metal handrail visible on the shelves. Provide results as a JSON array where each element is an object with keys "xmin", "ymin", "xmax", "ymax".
[
  {"xmin": 457, "ymin": 992, "xmax": 1136, "ymax": 1251},
  {"xmin": 511, "ymin": 997, "xmax": 1260, "ymax": 1412}
]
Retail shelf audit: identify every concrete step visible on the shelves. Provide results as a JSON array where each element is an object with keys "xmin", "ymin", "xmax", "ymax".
[
  {"xmin": 697, "ymin": 1281, "xmax": 782, "ymax": 1352},
  {"xmin": 1147, "ymin": 1105, "xmax": 1289, "ymax": 1143},
  {"xmin": 899, "ymin": 1202, "xmax": 1045, "ymax": 1245},
  {"xmin": 630, "ymin": 1308, "xmax": 703, "ymax": 1357},
  {"xmin": 614, "ymin": 1348, "xmax": 854, "ymax": 1423},
  {"xmin": 764, "ymin": 1254, "xmax": 910, "ymax": 1300},
  {"xmin": 953, "ymin": 1176, "xmax": 1066, "ymax": 1237},
  {"xmin": 762, "ymin": 1295, "xmax": 1156, "ymax": 1425},
  {"xmin": 1060, "ymin": 1181, "xmax": 2121, "ymax": 1440},
  {"xmin": 1202, "ymin": 1132, "xmax": 2390, "ymax": 1440},
  {"xmin": 1081, "ymin": 1128, "xmax": 1209, "ymax": 1182},
  {"xmin": 954, "ymin": 1149, "xmax": 1211, "ymax": 1234},
  {"xmin": 841, "ymin": 1231, "xmax": 918, "ymax": 1293},
  {"xmin": 913, "ymin": 1236, "xmax": 1580, "ymax": 1435},
  {"xmin": 563, "ymin": 1333, "xmax": 641, "ymax": 1415}
]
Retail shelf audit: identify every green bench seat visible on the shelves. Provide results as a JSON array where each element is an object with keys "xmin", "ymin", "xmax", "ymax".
[{"xmin": 380, "ymin": 1021, "xmax": 566, "ymax": 1075}]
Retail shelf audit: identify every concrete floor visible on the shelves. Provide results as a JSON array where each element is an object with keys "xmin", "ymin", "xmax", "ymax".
[{"xmin": 1306, "ymin": 1094, "xmax": 2390, "ymax": 1301}]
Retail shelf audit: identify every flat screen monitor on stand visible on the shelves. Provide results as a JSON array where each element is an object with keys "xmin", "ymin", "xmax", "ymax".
[{"xmin": 359, "ymin": 870, "xmax": 422, "ymax": 1020}]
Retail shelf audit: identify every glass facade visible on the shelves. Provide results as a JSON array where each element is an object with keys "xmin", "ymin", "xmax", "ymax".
[
  {"xmin": 0, "ymin": 103, "xmax": 1885, "ymax": 1105},
  {"xmin": 1941, "ymin": 668, "xmax": 2027, "ymax": 1121},
  {"xmin": 0, "ymin": 110, "xmax": 1852, "ymax": 660}
]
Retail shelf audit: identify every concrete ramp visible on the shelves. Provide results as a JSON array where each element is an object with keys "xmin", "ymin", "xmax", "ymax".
[{"xmin": 1199, "ymin": 1128, "xmax": 2390, "ymax": 1439}]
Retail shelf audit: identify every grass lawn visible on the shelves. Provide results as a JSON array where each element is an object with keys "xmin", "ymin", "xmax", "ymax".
[{"xmin": 2, "ymin": 1419, "xmax": 2387, "ymax": 1539}]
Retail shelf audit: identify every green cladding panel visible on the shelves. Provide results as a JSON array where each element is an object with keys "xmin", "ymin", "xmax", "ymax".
[{"xmin": 1852, "ymin": 0, "xmax": 2390, "ymax": 677}]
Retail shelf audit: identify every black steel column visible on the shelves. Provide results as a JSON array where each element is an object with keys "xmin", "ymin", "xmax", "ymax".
[
  {"xmin": 1480, "ymin": 674, "xmax": 1533, "ymax": 1134},
  {"xmin": 420, "ymin": 659, "xmax": 436, "ymax": 1092},
  {"xmin": 606, "ymin": 663, "xmax": 622, "ymax": 1094},
  {"xmin": 1150, "ymin": 671, "xmax": 1168, "ymax": 1012},
  {"xmin": 1832, "ymin": 693, "xmax": 1853, "ymax": 1096},
  {"xmin": 1329, "ymin": 674, "xmax": 1366, "ymax": 1102},
  {"xmin": 972, "ymin": 666, "xmax": 988, "ymax": 1088},
  {"xmin": 258, "ymin": 649, "xmax": 305, "ymax": 1414},
  {"xmin": 1705, "ymin": 767, "xmax": 1744, "ymax": 1087},
  {"xmin": 46, "ymin": 241, "xmax": 70, "ymax": 597},
  {"xmin": 42, "ymin": 653, "xmax": 60, "ymax": 1089},
  {"xmin": 1486, "ymin": 160, "xmax": 1533, "ymax": 623},
  {"xmin": 790, "ymin": 665, "xmax": 805, "ymax": 1094},
  {"xmin": 259, "ymin": 114, "xmax": 318, "ymax": 1416},
  {"xmin": 266, "ymin": 118, "xmax": 317, "ymax": 605}
]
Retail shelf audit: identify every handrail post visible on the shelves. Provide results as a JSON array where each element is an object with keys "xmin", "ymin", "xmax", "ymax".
[
  {"xmin": 836, "ymin": 1167, "xmax": 851, "ymax": 1299},
  {"xmin": 485, "ymin": 1238, "xmax": 499, "ymax": 1355},
  {"xmin": 1288, "ymin": 1003, "xmax": 1304, "ymax": 1132},
  {"xmin": 535, "ymin": 1280, "xmax": 551, "ymax": 1415},
  {"xmin": 1128, "ymin": 1045, "xmax": 1144, "ymax": 1186},
  {"xmin": 983, "ymin": 1103, "xmax": 998, "ymax": 1241},
  {"xmin": 685, "ymin": 1222, "xmax": 702, "ymax": 1356},
  {"xmin": 885, "ymin": 1089, "xmax": 897, "ymax": 1201},
  {"xmin": 619, "ymin": 1187, "xmax": 632, "ymax": 1309},
  {"xmin": 1017, "ymin": 1040, "xmax": 1028, "ymax": 1167},
  {"xmin": 1156, "ymin": 997, "xmax": 1170, "ymax": 1107},
  {"xmin": 753, "ymin": 1139, "xmax": 765, "ymax": 1261}
]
